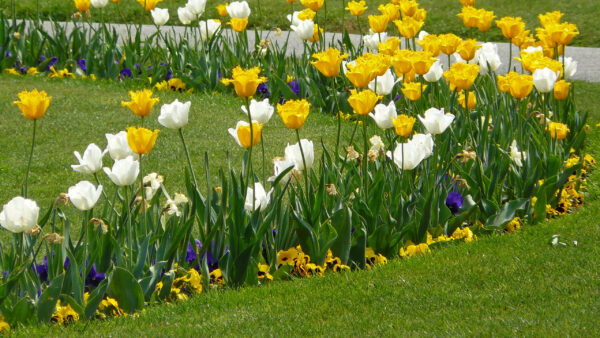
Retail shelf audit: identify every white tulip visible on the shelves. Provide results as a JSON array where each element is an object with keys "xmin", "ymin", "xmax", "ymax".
[
  {"xmin": 291, "ymin": 19, "xmax": 315, "ymax": 41},
  {"xmin": 67, "ymin": 181, "xmax": 103, "ymax": 211},
  {"xmin": 0, "ymin": 197, "xmax": 39, "ymax": 233},
  {"xmin": 268, "ymin": 159, "xmax": 295, "ymax": 184},
  {"xmin": 509, "ymin": 140, "xmax": 526, "ymax": 167},
  {"xmin": 287, "ymin": 11, "xmax": 304, "ymax": 27},
  {"xmin": 369, "ymin": 135, "xmax": 385, "ymax": 152},
  {"xmin": 476, "ymin": 42, "xmax": 502, "ymax": 72},
  {"xmin": 368, "ymin": 69, "xmax": 398, "ymax": 96},
  {"xmin": 533, "ymin": 67, "xmax": 559, "ymax": 93},
  {"xmin": 285, "ymin": 139, "xmax": 314, "ymax": 171},
  {"xmin": 103, "ymin": 156, "xmax": 140, "ymax": 186},
  {"xmin": 158, "ymin": 99, "xmax": 191, "ymax": 129},
  {"xmin": 178, "ymin": 6, "xmax": 196, "ymax": 25},
  {"xmin": 522, "ymin": 46, "xmax": 543, "ymax": 54},
  {"xmin": 199, "ymin": 19, "xmax": 221, "ymax": 41},
  {"xmin": 418, "ymin": 107, "xmax": 455, "ymax": 135},
  {"xmin": 226, "ymin": 1, "xmax": 251, "ymax": 18},
  {"xmin": 423, "ymin": 60, "xmax": 443, "ymax": 82},
  {"xmin": 417, "ymin": 30, "xmax": 429, "ymax": 42},
  {"xmin": 563, "ymin": 57, "xmax": 577, "ymax": 79},
  {"xmin": 363, "ymin": 30, "xmax": 387, "ymax": 52},
  {"xmin": 409, "ymin": 133, "xmax": 434, "ymax": 159},
  {"xmin": 105, "ymin": 131, "xmax": 136, "ymax": 161},
  {"xmin": 186, "ymin": 0, "xmax": 206, "ymax": 16},
  {"xmin": 241, "ymin": 99, "xmax": 274, "ymax": 124},
  {"xmin": 91, "ymin": 0, "xmax": 108, "ymax": 9},
  {"xmin": 369, "ymin": 101, "xmax": 397, "ymax": 130},
  {"xmin": 386, "ymin": 141, "xmax": 425, "ymax": 170},
  {"xmin": 151, "ymin": 8, "xmax": 170, "ymax": 26},
  {"xmin": 71, "ymin": 143, "xmax": 106, "ymax": 175},
  {"xmin": 143, "ymin": 173, "xmax": 164, "ymax": 200},
  {"xmin": 244, "ymin": 182, "xmax": 271, "ymax": 212}
]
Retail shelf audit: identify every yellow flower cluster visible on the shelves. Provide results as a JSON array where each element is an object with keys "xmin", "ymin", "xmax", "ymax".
[
  {"xmin": 277, "ymin": 246, "xmax": 350, "ymax": 277},
  {"xmin": 51, "ymin": 302, "xmax": 80, "ymax": 325},
  {"xmin": 155, "ymin": 268, "xmax": 203, "ymax": 302},
  {"xmin": 365, "ymin": 247, "xmax": 388, "ymax": 267},
  {"xmin": 505, "ymin": 217, "xmax": 521, "ymax": 233}
]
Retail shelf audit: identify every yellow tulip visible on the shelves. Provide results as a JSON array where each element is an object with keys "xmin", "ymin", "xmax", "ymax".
[
  {"xmin": 391, "ymin": 114, "xmax": 416, "ymax": 138},
  {"xmin": 511, "ymin": 30, "xmax": 535, "ymax": 49},
  {"xmin": 443, "ymin": 63, "xmax": 480, "ymax": 92},
  {"xmin": 228, "ymin": 17, "xmax": 248, "ymax": 33},
  {"xmin": 438, "ymin": 33, "xmax": 463, "ymax": 55},
  {"xmin": 300, "ymin": 0, "xmax": 324, "ymax": 12},
  {"xmin": 391, "ymin": 50, "xmax": 413, "ymax": 77},
  {"xmin": 547, "ymin": 122, "xmax": 569, "ymax": 140},
  {"xmin": 378, "ymin": 37, "xmax": 401, "ymax": 56},
  {"xmin": 121, "ymin": 89, "xmax": 160, "ymax": 117},
  {"xmin": 411, "ymin": 51, "xmax": 437, "ymax": 75},
  {"xmin": 311, "ymin": 48, "xmax": 349, "ymax": 78},
  {"xmin": 298, "ymin": 8, "xmax": 316, "ymax": 21},
  {"xmin": 137, "ymin": 0, "xmax": 162, "ymax": 11},
  {"xmin": 401, "ymin": 82, "xmax": 426, "ymax": 101},
  {"xmin": 394, "ymin": 16, "xmax": 424, "ymax": 39},
  {"xmin": 378, "ymin": 3, "xmax": 400, "ymax": 22},
  {"xmin": 127, "ymin": 127, "xmax": 159, "ymax": 155},
  {"xmin": 476, "ymin": 8, "xmax": 496, "ymax": 32},
  {"xmin": 308, "ymin": 23, "xmax": 323, "ymax": 43},
  {"xmin": 456, "ymin": 39, "xmax": 480, "ymax": 62},
  {"xmin": 74, "ymin": 0, "xmax": 91, "ymax": 12},
  {"xmin": 417, "ymin": 34, "xmax": 441, "ymax": 57},
  {"xmin": 277, "ymin": 99, "xmax": 310, "ymax": 129},
  {"xmin": 458, "ymin": 91, "xmax": 476, "ymax": 110},
  {"xmin": 553, "ymin": 80, "xmax": 570, "ymax": 100},
  {"xmin": 538, "ymin": 11, "xmax": 563, "ymax": 28},
  {"xmin": 216, "ymin": 3, "xmax": 229, "ymax": 17},
  {"xmin": 544, "ymin": 22, "xmax": 579, "ymax": 46},
  {"xmin": 495, "ymin": 16, "xmax": 525, "ymax": 39},
  {"xmin": 221, "ymin": 66, "xmax": 267, "ymax": 98},
  {"xmin": 13, "ymin": 89, "xmax": 51, "ymax": 120},
  {"xmin": 368, "ymin": 14, "xmax": 389, "ymax": 33},
  {"xmin": 346, "ymin": 1, "xmax": 367, "ymax": 16},
  {"xmin": 362, "ymin": 53, "xmax": 392, "ymax": 77},
  {"xmin": 508, "ymin": 74, "xmax": 534, "ymax": 99},
  {"xmin": 348, "ymin": 89, "xmax": 381, "ymax": 115},
  {"xmin": 399, "ymin": 0, "xmax": 419, "ymax": 17},
  {"xmin": 459, "ymin": 0, "xmax": 475, "ymax": 6},
  {"xmin": 410, "ymin": 8, "xmax": 427, "ymax": 22},
  {"xmin": 497, "ymin": 72, "xmax": 519, "ymax": 93},
  {"xmin": 456, "ymin": 6, "xmax": 480, "ymax": 28},
  {"xmin": 237, "ymin": 122, "xmax": 263, "ymax": 148}
]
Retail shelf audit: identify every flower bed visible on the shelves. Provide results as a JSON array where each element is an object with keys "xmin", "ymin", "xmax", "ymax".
[{"xmin": 0, "ymin": 0, "xmax": 594, "ymax": 332}]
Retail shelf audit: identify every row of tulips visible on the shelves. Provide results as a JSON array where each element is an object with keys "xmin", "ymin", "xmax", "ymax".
[{"xmin": 0, "ymin": 0, "xmax": 594, "ymax": 331}]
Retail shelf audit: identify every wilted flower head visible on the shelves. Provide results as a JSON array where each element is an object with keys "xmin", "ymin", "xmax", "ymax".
[
  {"xmin": 144, "ymin": 173, "xmax": 164, "ymax": 200},
  {"xmin": 509, "ymin": 140, "xmax": 527, "ymax": 167}
]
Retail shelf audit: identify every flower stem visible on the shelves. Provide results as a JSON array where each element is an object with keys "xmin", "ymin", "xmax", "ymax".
[
  {"xmin": 23, "ymin": 119, "xmax": 37, "ymax": 198},
  {"xmin": 295, "ymin": 129, "xmax": 310, "ymax": 196},
  {"xmin": 362, "ymin": 116, "xmax": 369, "ymax": 196},
  {"xmin": 179, "ymin": 128, "xmax": 199, "ymax": 188}
]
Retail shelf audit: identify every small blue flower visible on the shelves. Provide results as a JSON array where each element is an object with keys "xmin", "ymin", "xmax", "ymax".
[
  {"xmin": 47, "ymin": 56, "xmax": 58, "ymax": 71},
  {"xmin": 257, "ymin": 82, "xmax": 270, "ymax": 98},
  {"xmin": 120, "ymin": 67, "xmax": 133, "ymax": 79},
  {"xmin": 85, "ymin": 264, "xmax": 105, "ymax": 289},
  {"xmin": 445, "ymin": 192, "xmax": 464, "ymax": 214},
  {"xmin": 77, "ymin": 59, "xmax": 87, "ymax": 73},
  {"xmin": 288, "ymin": 79, "xmax": 300, "ymax": 96}
]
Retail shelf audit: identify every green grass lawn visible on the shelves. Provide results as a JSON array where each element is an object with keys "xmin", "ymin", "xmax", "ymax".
[
  {"xmin": 0, "ymin": 75, "xmax": 346, "ymax": 209},
  {"xmin": 14, "ymin": 164, "xmax": 600, "ymax": 335},
  {"xmin": 1, "ymin": 0, "xmax": 598, "ymax": 47}
]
